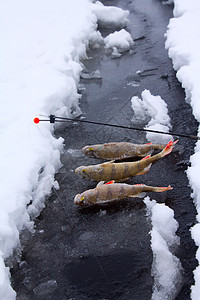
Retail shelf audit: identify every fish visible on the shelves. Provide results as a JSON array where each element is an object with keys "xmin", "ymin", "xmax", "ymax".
[
  {"xmin": 74, "ymin": 181, "xmax": 173, "ymax": 205},
  {"xmin": 81, "ymin": 141, "xmax": 166, "ymax": 160},
  {"xmin": 75, "ymin": 140, "xmax": 178, "ymax": 182}
]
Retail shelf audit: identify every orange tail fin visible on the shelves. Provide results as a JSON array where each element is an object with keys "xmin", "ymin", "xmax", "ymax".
[
  {"xmin": 161, "ymin": 139, "xmax": 178, "ymax": 157},
  {"xmin": 154, "ymin": 185, "xmax": 173, "ymax": 192}
]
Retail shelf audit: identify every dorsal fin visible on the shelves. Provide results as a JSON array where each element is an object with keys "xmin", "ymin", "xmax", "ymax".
[
  {"xmin": 104, "ymin": 180, "xmax": 115, "ymax": 185},
  {"xmin": 96, "ymin": 181, "xmax": 105, "ymax": 187},
  {"xmin": 102, "ymin": 160, "xmax": 115, "ymax": 167}
]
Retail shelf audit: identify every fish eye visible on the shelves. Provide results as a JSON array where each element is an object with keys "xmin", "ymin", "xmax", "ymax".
[
  {"xmin": 80, "ymin": 196, "xmax": 84, "ymax": 201},
  {"xmin": 88, "ymin": 147, "xmax": 93, "ymax": 151},
  {"xmin": 82, "ymin": 169, "xmax": 86, "ymax": 173}
]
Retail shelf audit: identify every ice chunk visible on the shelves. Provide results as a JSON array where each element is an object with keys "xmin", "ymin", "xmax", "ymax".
[
  {"xmin": 98, "ymin": 209, "xmax": 107, "ymax": 217},
  {"xmin": 66, "ymin": 148, "xmax": 84, "ymax": 158},
  {"xmin": 33, "ymin": 280, "xmax": 57, "ymax": 296},
  {"xmin": 141, "ymin": 90, "xmax": 171, "ymax": 127},
  {"xmin": 104, "ymin": 29, "xmax": 134, "ymax": 57},
  {"xmin": 131, "ymin": 90, "xmax": 173, "ymax": 143},
  {"xmin": 131, "ymin": 96, "xmax": 147, "ymax": 120},
  {"xmin": 80, "ymin": 70, "xmax": 102, "ymax": 79},
  {"xmin": 92, "ymin": 1, "xmax": 129, "ymax": 28}
]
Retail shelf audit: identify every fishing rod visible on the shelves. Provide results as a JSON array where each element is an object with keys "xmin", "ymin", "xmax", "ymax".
[{"xmin": 33, "ymin": 114, "xmax": 200, "ymax": 141}]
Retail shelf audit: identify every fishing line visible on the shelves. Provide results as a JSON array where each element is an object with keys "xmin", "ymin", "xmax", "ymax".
[
  {"xmin": 94, "ymin": 256, "xmax": 110, "ymax": 284},
  {"xmin": 33, "ymin": 115, "xmax": 199, "ymax": 141},
  {"xmin": 52, "ymin": 186, "xmax": 79, "ymax": 230}
]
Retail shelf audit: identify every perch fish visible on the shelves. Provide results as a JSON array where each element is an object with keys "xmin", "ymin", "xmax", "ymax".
[
  {"xmin": 74, "ymin": 181, "xmax": 173, "ymax": 205},
  {"xmin": 75, "ymin": 140, "xmax": 178, "ymax": 182},
  {"xmin": 82, "ymin": 141, "xmax": 166, "ymax": 160}
]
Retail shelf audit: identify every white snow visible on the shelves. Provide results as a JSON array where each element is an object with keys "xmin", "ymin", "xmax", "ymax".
[
  {"xmin": 131, "ymin": 89, "xmax": 173, "ymax": 143},
  {"xmin": 165, "ymin": 0, "xmax": 200, "ymax": 298},
  {"xmin": 0, "ymin": 0, "xmax": 130, "ymax": 298},
  {"xmin": 104, "ymin": 29, "xmax": 134, "ymax": 58},
  {"xmin": 91, "ymin": 1, "xmax": 129, "ymax": 28},
  {"xmin": 144, "ymin": 197, "xmax": 182, "ymax": 300}
]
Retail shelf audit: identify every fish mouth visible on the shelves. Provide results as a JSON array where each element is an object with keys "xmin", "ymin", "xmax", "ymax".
[
  {"xmin": 74, "ymin": 194, "xmax": 84, "ymax": 205},
  {"xmin": 75, "ymin": 166, "xmax": 88, "ymax": 178},
  {"xmin": 82, "ymin": 146, "xmax": 95, "ymax": 157}
]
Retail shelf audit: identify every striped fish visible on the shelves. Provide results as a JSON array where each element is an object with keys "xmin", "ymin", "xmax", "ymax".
[
  {"xmin": 82, "ymin": 141, "xmax": 165, "ymax": 160},
  {"xmin": 74, "ymin": 181, "xmax": 173, "ymax": 205},
  {"xmin": 75, "ymin": 140, "xmax": 177, "ymax": 182}
]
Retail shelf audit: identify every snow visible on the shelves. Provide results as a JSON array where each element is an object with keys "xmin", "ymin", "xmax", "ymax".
[
  {"xmin": 91, "ymin": 1, "xmax": 129, "ymax": 28},
  {"xmin": 131, "ymin": 89, "xmax": 173, "ymax": 143},
  {"xmin": 1, "ymin": 0, "xmax": 200, "ymax": 298},
  {"xmin": 0, "ymin": 0, "xmax": 130, "ymax": 298},
  {"xmin": 165, "ymin": 0, "xmax": 200, "ymax": 298},
  {"xmin": 104, "ymin": 29, "xmax": 134, "ymax": 58},
  {"xmin": 144, "ymin": 198, "xmax": 182, "ymax": 300}
]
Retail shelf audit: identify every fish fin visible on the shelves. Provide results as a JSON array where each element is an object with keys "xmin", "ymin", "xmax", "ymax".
[
  {"xmin": 172, "ymin": 140, "xmax": 179, "ymax": 146},
  {"xmin": 96, "ymin": 181, "xmax": 105, "ymax": 187},
  {"xmin": 153, "ymin": 185, "xmax": 173, "ymax": 192},
  {"xmin": 116, "ymin": 178, "xmax": 130, "ymax": 182},
  {"xmin": 129, "ymin": 192, "xmax": 146, "ymax": 198},
  {"xmin": 102, "ymin": 160, "xmax": 115, "ymax": 166},
  {"xmin": 104, "ymin": 180, "xmax": 115, "ymax": 185},
  {"xmin": 161, "ymin": 139, "xmax": 178, "ymax": 157},
  {"xmin": 136, "ymin": 164, "xmax": 152, "ymax": 175},
  {"xmin": 138, "ymin": 192, "xmax": 147, "ymax": 198},
  {"xmin": 141, "ymin": 154, "xmax": 151, "ymax": 160}
]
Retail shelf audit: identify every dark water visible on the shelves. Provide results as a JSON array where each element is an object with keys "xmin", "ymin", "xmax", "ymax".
[{"xmin": 11, "ymin": 0, "xmax": 198, "ymax": 299}]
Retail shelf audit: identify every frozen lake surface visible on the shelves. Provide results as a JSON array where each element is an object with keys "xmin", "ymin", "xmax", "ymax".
[{"xmin": 11, "ymin": 0, "xmax": 198, "ymax": 299}]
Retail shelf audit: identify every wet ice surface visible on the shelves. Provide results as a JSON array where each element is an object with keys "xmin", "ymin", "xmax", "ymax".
[{"xmin": 11, "ymin": 0, "xmax": 198, "ymax": 299}]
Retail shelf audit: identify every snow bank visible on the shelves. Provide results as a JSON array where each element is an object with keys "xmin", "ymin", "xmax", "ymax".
[
  {"xmin": 190, "ymin": 223, "xmax": 200, "ymax": 300},
  {"xmin": 165, "ymin": 1, "xmax": 200, "ymax": 298},
  {"xmin": 144, "ymin": 198, "xmax": 182, "ymax": 300},
  {"xmin": 131, "ymin": 90, "xmax": 172, "ymax": 143},
  {"xmin": 0, "ymin": 0, "xmax": 130, "ymax": 298}
]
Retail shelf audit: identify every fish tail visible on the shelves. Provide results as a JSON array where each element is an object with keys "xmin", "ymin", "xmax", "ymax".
[
  {"xmin": 152, "ymin": 185, "xmax": 173, "ymax": 192},
  {"xmin": 160, "ymin": 139, "xmax": 178, "ymax": 157}
]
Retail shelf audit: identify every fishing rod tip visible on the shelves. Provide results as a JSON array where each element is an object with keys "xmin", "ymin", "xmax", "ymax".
[{"xmin": 34, "ymin": 117, "xmax": 40, "ymax": 124}]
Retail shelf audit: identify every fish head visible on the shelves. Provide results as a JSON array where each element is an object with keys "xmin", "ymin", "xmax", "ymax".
[
  {"xmin": 74, "ymin": 194, "xmax": 85, "ymax": 205},
  {"xmin": 81, "ymin": 146, "xmax": 96, "ymax": 158},
  {"xmin": 75, "ymin": 166, "xmax": 90, "ymax": 178}
]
